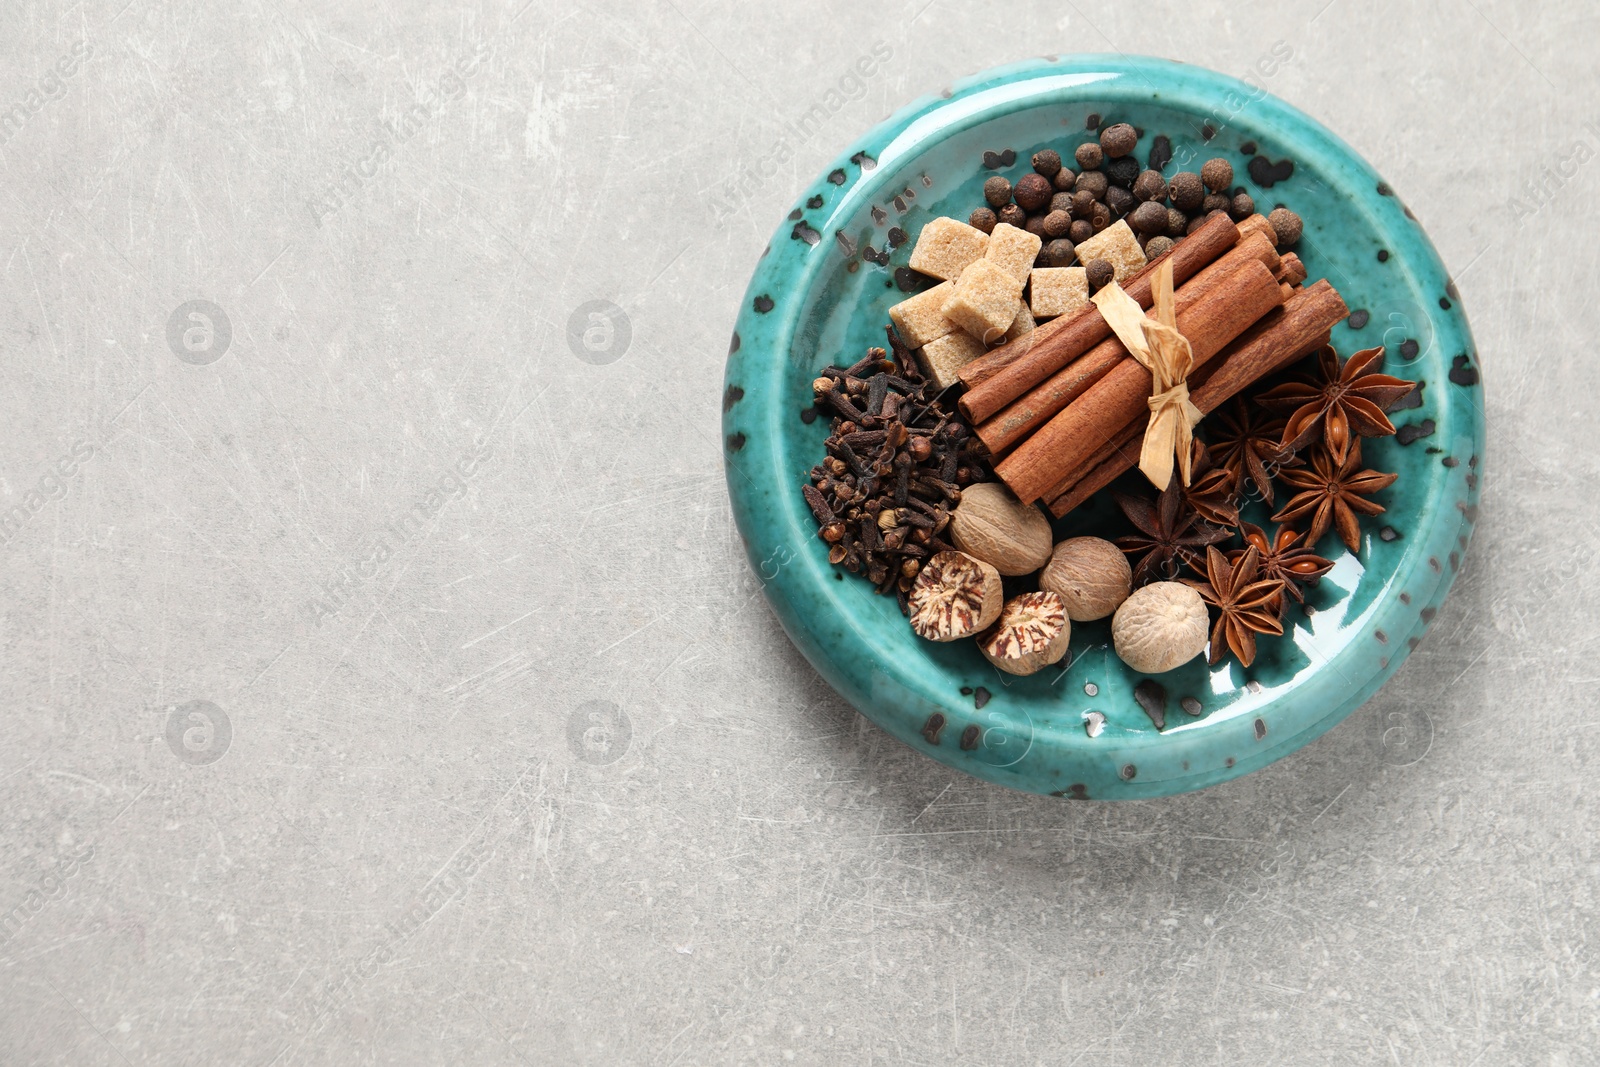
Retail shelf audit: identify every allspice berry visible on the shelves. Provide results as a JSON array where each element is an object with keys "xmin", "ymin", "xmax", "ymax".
[
  {"xmin": 1074, "ymin": 169, "xmax": 1108, "ymax": 200},
  {"xmin": 1085, "ymin": 258, "xmax": 1114, "ymax": 291},
  {"xmin": 1229, "ymin": 191, "xmax": 1255, "ymax": 221},
  {"xmin": 1100, "ymin": 122, "xmax": 1138, "ymax": 158},
  {"xmin": 1040, "ymin": 537, "xmax": 1132, "ymax": 621},
  {"xmin": 1168, "ymin": 171, "xmax": 1204, "ymax": 212},
  {"xmin": 1268, "ymin": 207, "xmax": 1303, "ymax": 247},
  {"xmin": 1105, "ymin": 185, "xmax": 1135, "ymax": 218},
  {"xmin": 1032, "ymin": 148, "xmax": 1063, "ymax": 177},
  {"xmin": 1133, "ymin": 169, "xmax": 1167, "ymax": 203},
  {"xmin": 968, "ymin": 207, "xmax": 998, "ymax": 234},
  {"xmin": 1070, "ymin": 189, "xmax": 1098, "ymax": 219},
  {"xmin": 983, "ymin": 175, "xmax": 1013, "ymax": 209},
  {"xmin": 1024, "ymin": 213, "xmax": 1050, "ymax": 238},
  {"xmin": 1144, "ymin": 235, "xmax": 1175, "ymax": 259},
  {"xmin": 1090, "ymin": 202, "xmax": 1112, "ymax": 233},
  {"xmin": 1053, "ymin": 166, "xmax": 1077, "ymax": 191},
  {"xmin": 1069, "ymin": 219, "xmax": 1094, "ymax": 244},
  {"xmin": 1203, "ymin": 193, "xmax": 1231, "ymax": 215},
  {"xmin": 1130, "ymin": 200, "xmax": 1170, "ymax": 236},
  {"xmin": 1014, "ymin": 172, "xmax": 1053, "ymax": 212},
  {"xmin": 1112, "ymin": 581, "xmax": 1209, "ymax": 674},
  {"xmin": 998, "ymin": 204, "xmax": 1027, "ymax": 228},
  {"xmin": 1042, "ymin": 238, "xmax": 1076, "ymax": 267},
  {"xmin": 1042, "ymin": 209, "xmax": 1072, "ymax": 238},
  {"xmin": 1105, "ymin": 156, "xmax": 1139, "ymax": 190},
  {"xmin": 1074, "ymin": 141, "xmax": 1104, "ymax": 171},
  {"xmin": 1166, "ymin": 207, "xmax": 1188, "ymax": 237},
  {"xmin": 1050, "ymin": 191, "xmax": 1074, "ymax": 215},
  {"xmin": 1201, "ymin": 157, "xmax": 1234, "ymax": 192}
]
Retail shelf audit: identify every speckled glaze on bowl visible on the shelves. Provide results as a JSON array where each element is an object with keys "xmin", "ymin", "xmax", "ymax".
[{"xmin": 721, "ymin": 56, "xmax": 1483, "ymax": 799}]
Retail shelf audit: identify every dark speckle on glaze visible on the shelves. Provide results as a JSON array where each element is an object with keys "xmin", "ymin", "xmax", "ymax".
[
  {"xmin": 1120, "ymin": 764, "xmax": 1137, "ymax": 781},
  {"xmin": 1399, "ymin": 338, "xmax": 1419, "ymax": 359},
  {"xmin": 1181, "ymin": 696, "xmax": 1203, "ymax": 717},
  {"xmin": 959, "ymin": 724, "xmax": 981, "ymax": 750},
  {"xmin": 1449, "ymin": 354, "xmax": 1480, "ymax": 386},
  {"xmin": 834, "ymin": 231, "xmax": 856, "ymax": 258},
  {"xmin": 1408, "ymin": 637, "xmax": 1420, "ymax": 651},
  {"xmin": 895, "ymin": 267, "xmax": 931, "ymax": 293},
  {"xmin": 799, "ymin": 407, "xmax": 818, "ymax": 425},
  {"xmin": 1429, "ymin": 557, "xmax": 1442, "ymax": 572},
  {"xmin": 1390, "ymin": 381, "xmax": 1425, "ymax": 411},
  {"xmin": 1396, "ymin": 419, "xmax": 1435, "ymax": 445},
  {"xmin": 1466, "ymin": 473, "xmax": 1478, "ymax": 490},
  {"xmin": 753, "ymin": 295, "xmax": 774, "ymax": 313},
  {"xmin": 1224, "ymin": 757, "xmax": 1235, "ymax": 768},
  {"xmin": 722, "ymin": 385, "xmax": 744, "ymax": 412},
  {"xmin": 728, "ymin": 331, "xmax": 740, "ymax": 355},
  {"xmin": 725, "ymin": 432, "xmax": 746, "ymax": 452},
  {"xmin": 1065, "ymin": 783, "xmax": 1089, "ymax": 800},
  {"xmin": 850, "ymin": 150, "xmax": 877, "ymax": 170},
  {"xmin": 1348, "ymin": 309, "xmax": 1370, "ymax": 329},
  {"xmin": 791, "ymin": 221, "xmax": 821, "ymax": 246},
  {"xmin": 922, "ymin": 713, "xmax": 946, "ymax": 745},
  {"xmin": 1380, "ymin": 526, "xmax": 1401, "ymax": 542},
  {"xmin": 1377, "ymin": 181, "xmax": 1393, "ymax": 196},
  {"xmin": 1400, "ymin": 592, "xmax": 1411, "ymax": 604},
  {"xmin": 1134, "ymin": 679, "xmax": 1167, "ymax": 730},
  {"xmin": 973, "ymin": 687, "xmax": 992, "ymax": 710},
  {"xmin": 806, "ymin": 194, "xmax": 824, "ymax": 209},
  {"xmin": 1449, "ymin": 551, "xmax": 1460, "ymax": 571},
  {"xmin": 787, "ymin": 207, "xmax": 803, "ymax": 221},
  {"xmin": 1375, "ymin": 630, "xmax": 1388, "ymax": 644},
  {"xmin": 1442, "ymin": 456, "xmax": 1458, "ymax": 468},
  {"xmin": 827, "ymin": 168, "xmax": 847, "ymax": 185},
  {"xmin": 959, "ymin": 686, "xmax": 972, "ymax": 696},
  {"xmin": 1254, "ymin": 718, "xmax": 1267, "ymax": 740},
  {"xmin": 1420, "ymin": 607, "xmax": 1437, "ymax": 624},
  {"xmin": 1439, "ymin": 296, "xmax": 1452, "ymax": 310}
]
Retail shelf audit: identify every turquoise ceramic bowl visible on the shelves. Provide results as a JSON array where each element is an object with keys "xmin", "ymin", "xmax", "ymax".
[{"xmin": 722, "ymin": 56, "xmax": 1482, "ymax": 799}]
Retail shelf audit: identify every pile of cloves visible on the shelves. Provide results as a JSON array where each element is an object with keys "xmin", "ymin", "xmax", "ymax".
[{"xmin": 803, "ymin": 327, "xmax": 996, "ymax": 614}]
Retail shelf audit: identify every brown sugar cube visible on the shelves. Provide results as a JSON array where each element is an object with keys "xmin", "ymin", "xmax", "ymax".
[
  {"xmin": 916, "ymin": 331, "xmax": 988, "ymax": 390},
  {"xmin": 887, "ymin": 281, "xmax": 956, "ymax": 348},
  {"xmin": 1070, "ymin": 219, "xmax": 1147, "ymax": 284},
  {"xmin": 942, "ymin": 259, "xmax": 1023, "ymax": 343},
  {"xmin": 983, "ymin": 223, "xmax": 1043, "ymax": 284},
  {"xmin": 907, "ymin": 217, "xmax": 991, "ymax": 281},
  {"xmin": 1029, "ymin": 266, "xmax": 1090, "ymax": 320},
  {"xmin": 1003, "ymin": 300, "xmax": 1035, "ymax": 344}
]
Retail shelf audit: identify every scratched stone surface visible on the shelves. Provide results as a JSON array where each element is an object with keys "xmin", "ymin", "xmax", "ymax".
[{"xmin": 0, "ymin": 2, "xmax": 1594, "ymax": 1064}]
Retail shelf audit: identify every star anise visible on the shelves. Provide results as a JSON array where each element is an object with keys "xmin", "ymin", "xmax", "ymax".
[
  {"xmin": 1114, "ymin": 478, "xmax": 1232, "ymax": 586},
  {"xmin": 1270, "ymin": 441, "xmax": 1399, "ymax": 554},
  {"xmin": 1255, "ymin": 345, "xmax": 1416, "ymax": 465},
  {"xmin": 1183, "ymin": 439, "xmax": 1240, "ymax": 527},
  {"xmin": 1204, "ymin": 397, "xmax": 1294, "ymax": 506},
  {"xmin": 1183, "ymin": 545, "xmax": 1286, "ymax": 667},
  {"xmin": 1230, "ymin": 522, "xmax": 1333, "ymax": 615}
]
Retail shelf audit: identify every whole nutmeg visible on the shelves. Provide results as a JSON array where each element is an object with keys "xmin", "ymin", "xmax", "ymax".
[
  {"xmin": 978, "ymin": 592, "xmax": 1071, "ymax": 676},
  {"xmin": 947, "ymin": 482, "xmax": 1053, "ymax": 576},
  {"xmin": 1040, "ymin": 537, "xmax": 1132, "ymax": 621},
  {"xmin": 908, "ymin": 551, "xmax": 1004, "ymax": 642},
  {"xmin": 1014, "ymin": 172, "xmax": 1054, "ymax": 212},
  {"xmin": 1112, "ymin": 582, "xmax": 1209, "ymax": 674}
]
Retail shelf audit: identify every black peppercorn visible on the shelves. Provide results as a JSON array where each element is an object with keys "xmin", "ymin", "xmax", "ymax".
[
  {"xmin": 1268, "ymin": 207, "xmax": 1303, "ymax": 247},
  {"xmin": 1074, "ymin": 170, "xmax": 1108, "ymax": 200},
  {"xmin": 1042, "ymin": 209, "xmax": 1072, "ymax": 238},
  {"xmin": 1166, "ymin": 207, "xmax": 1188, "ymax": 237},
  {"xmin": 968, "ymin": 206, "xmax": 998, "ymax": 234},
  {"xmin": 1053, "ymin": 166, "xmax": 1077, "ymax": 191},
  {"xmin": 1201, "ymin": 158, "xmax": 1234, "ymax": 193},
  {"xmin": 1130, "ymin": 200, "xmax": 1169, "ymax": 235},
  {"xmin": 1105, "ymin": 185, "xmax": 1135, "ymax": 218},
  {"xmin": 1014, "ymin": 172, "xmax": 1053, "ymax": 212},
  {"xmin": 1024, "ymin": 213, "xmax": 1050, "ymax": 238},
  {"xmin": 1100, "ymin": 123, "xmax": 1137, "ymax": 158},
  {"xmin": 1144, "ymin": 235, "xmax": 1175, "ymax": 259},
  {"xmin": 1086, "ymin": 258, "xmax": 1114, "ymax": 291},
  {"xmin": 1043, "ymin": 238, "xmax": 1076, "ymax": 267},
  {"xmin": 1203, "ymin": 193, "xmax": 1231, "ymax": 215},
  {"xmin": 1229, "ymin": 191, "xmax": 1255, "ymax": 221},
  {"xmin": 1032, "ymin": 148, "xmax": 1062, "ymax": 177},
  {"xmin": 1074, "ymin": 142, "xmax": 1103, "ymax": 170},
  {"xmin": 1069, "ymin": 219, "xmax": 1094, "ymax": 244},
  {"xmin": 1168, "ymin": 171, "xmax": 1204, "ymax": 212},
  {"xmin": 1105, "ymin": 156, "xmax": 1139, "ymax": 190},
  {"xmin": 983, "ymin": 176, "xmax": 1012, "ymax": 208},
  {"xmin": 1133, "ymin": 169, "xmax": 1167, "ymax": 203},
  {"xmin": 1090, "ymin": 202, "xmax": 1112, "ymax": 233},
  {"xmin": 998, "ymin": 204, "xmax": 1027, "ymax": 228}
]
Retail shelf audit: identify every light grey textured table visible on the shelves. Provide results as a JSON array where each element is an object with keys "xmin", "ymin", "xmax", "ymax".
[{"xmin": 1, "ymin": 2, "xmax": 1592, "ymax": 1064}]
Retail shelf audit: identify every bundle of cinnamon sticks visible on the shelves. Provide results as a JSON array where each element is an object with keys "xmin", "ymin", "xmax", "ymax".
[{"xmin": 952, "ymin": 211, "xmax": 1348, "ymax": 513}]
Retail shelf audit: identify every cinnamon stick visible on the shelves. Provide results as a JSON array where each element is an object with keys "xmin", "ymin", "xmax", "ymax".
[
  {"xmin": 997, "ymin": 257, "xmax": 1286, "ymax": 504},
  {"xmin": 974, "ymin": 231, "xmax": 1282, "ymax": 456},
  {"xmin": 956, "ymin": 212, "xmax": 1241, "ymax": 418},
  {"xmin": 1044, "ymin": 280, "xmax": 1349, "ymax": 516}
]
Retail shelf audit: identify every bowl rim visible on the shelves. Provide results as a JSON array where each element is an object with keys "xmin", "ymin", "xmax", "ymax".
[{"xmin": 722, "ymin": 54, "xmax": 1483, "ymax": 799}]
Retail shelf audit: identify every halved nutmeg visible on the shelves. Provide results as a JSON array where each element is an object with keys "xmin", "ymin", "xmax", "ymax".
[
  {"xmin": 977, "ymin": 591, "xmax": 1071, "ymax": 676},
  {"xmin": 908, "ymin": 551, "xmax": 1003, "ymax": 642}
]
